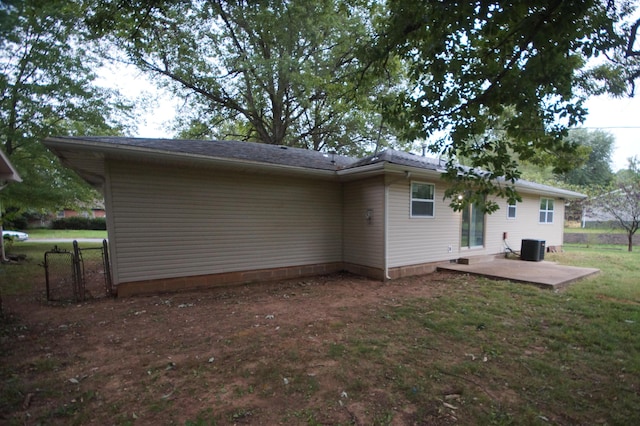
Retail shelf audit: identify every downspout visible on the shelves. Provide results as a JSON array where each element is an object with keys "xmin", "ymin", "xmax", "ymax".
[
  {"xmin": 384, "ymin": 170, "xmax": 412, "ymax": 280},
  {"xmin": 102, "ymin": 161, "xmax": 118, "ymax": 292},
  {"xmin": 384, "ymin": 183, "xmax": 390, "ymax": 280},
  {"xmin": 0, "ymin": 197, "xmax": 7, "ymax": 263}
]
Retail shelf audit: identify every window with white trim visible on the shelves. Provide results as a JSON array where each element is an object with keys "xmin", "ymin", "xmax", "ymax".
[
  {"xmin": 411, "ymin": 182, "xmax": 435, "ymax": 217},
  {"xmin": 507, "ymin": 201, "xmax": 517, "ymax": 219},
  {"xmin": 539, "ymin": 198, "xmax": 554, "ymax": 223}
]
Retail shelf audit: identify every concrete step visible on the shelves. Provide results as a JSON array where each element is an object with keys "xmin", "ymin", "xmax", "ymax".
[{"xmin": 457, "ymin": 255, "xmax": 497, "ymax": 265}]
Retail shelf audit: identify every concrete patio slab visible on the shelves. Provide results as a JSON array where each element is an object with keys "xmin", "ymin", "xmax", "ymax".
[{"xmin": 437, "ymin": 257, "xmax": 600, "ymax": 290}]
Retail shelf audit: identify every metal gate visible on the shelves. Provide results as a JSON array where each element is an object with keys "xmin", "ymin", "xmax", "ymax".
[{"xmin": 44, "ymin": 239, "xmax": 113, "ymax": 302}]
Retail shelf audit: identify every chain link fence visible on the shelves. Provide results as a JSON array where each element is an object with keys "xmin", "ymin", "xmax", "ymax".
[{"xmin": 44, "ymin": 240, "xmax": 113, "ymax": 302}]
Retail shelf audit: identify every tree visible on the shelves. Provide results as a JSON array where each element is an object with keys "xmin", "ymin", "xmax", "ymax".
[
  {"xmin": 587, "ymin": 157, "xmax": 640, "ymax": 252},
  {"xmin": 366, "ymin": 0, "xmax": 634, "ymax": 211},
  {"xmin": 86, "ymin": 0, "xmax": 401, "ymax": 155},
  {"xmin": 559, "ymin": 129, "xmax": 615, "ymax": 186},
  {"xmin": 616, "ymin": 156, "xmax": 640, "ymax": 182},
  {"xmin": 0, "ymin": 0, "xmax": 133, "ymax": 217},
  {"xmin": 582, "ymin": 4, "xmax": 640, "ymax": 97}
]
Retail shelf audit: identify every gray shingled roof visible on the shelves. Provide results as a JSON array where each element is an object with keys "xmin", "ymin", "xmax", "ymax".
[
  {"xmin": 345, "ymin": 149, "xmax": 444, "ymax": 171},
  {"xmin": 51, "ymin": 136, "xmax": 357, "ymax": 171},
  {"xmin": 44, "ymin": 136, "xmax": 585, "ymax": 199}
]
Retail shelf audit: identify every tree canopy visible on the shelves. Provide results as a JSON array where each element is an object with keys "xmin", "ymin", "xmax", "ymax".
[
  {"xmin": 583, "ymin": 4, "xmax": 640, "ymax": 97},
  {"xmin": 2, "ymin": 0, "xmax": 638, "ymax": 218},
  {"xmin": 86, "ymin": 0, "xmax": 402, "ymax": 155},
  {"xmin": 86, "ymin": 1, "xmax": 637, "ymax": 200},
  {"xmin": 559, "ymin": 129, "xmax": 615, "ymax": 186},
  {"xmin": 0, "ymin": 0, "xmax": 133, "ymax": 216},
  {"xmin": 366, "ymin": 0, "xmax": 635, "ymax": 210}
]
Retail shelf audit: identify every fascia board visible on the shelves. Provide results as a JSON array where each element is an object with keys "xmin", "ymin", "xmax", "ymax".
[
  {"xmin": 336, "ymin": 162, "xmax": 386, "ymax": 180},
  {"xmin": 44, "ymin": 137, "xmax": 338, "ymax": 181},
  {"xmin": 0, "ymin": 148, "xmax": 21, "ymax": 183},
  {"xmin": 337, "ymin": 162, "xmax": 445, "ymax": 182},
  {"xmin": 43, "ymin": 137, "xmax": 587, "ymax": 199},
  {"xmin": 513, "ymin": 183, "xmax": 586, "ymax": 200},
  {"xmin": 384, "ymin": 163, "xmax": 445, "ymax": 179},
  {"xmin": 383, "ymin": 160, "xmax": 585, "ymax": 199},
  {"xmin": 366, "ymin": 160, "xmax": 585, "ymax": 200}
]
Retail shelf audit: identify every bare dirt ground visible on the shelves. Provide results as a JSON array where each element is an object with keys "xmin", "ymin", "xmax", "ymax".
[{"xmin": 1, "ymin": 272, "xmax": 472, "ymax": 425}]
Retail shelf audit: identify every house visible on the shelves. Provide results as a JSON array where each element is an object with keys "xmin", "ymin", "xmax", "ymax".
[
  {"xmin": 23, "ymin": 201, "xmax": 106, "ymax": 228},
  {"xmin": 581, "ymin": 188, "xmax": 637, "ymax": 228},
  {"xmin": 57, "ymin": 200, "xmax": 106, "ymax": 220},
  {"xmin": 43, "ymin": 136, "xmax": 585, "ymax": 296}
]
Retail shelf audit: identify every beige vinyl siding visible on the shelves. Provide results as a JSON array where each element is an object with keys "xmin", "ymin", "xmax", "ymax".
[
  {"xmin": 387, "ymin": 181, "xmax": 567, "ymax": 266},
  {"xmin": 343, "ymin": 176, "xmax": 385, "ymax": 268},
  {"xmin": 106, "ymin": 161, "xmax": 343, "ymax": 284},
  {"xmin": 485, "ymin": 195, "xmax": 565, "ymax": 253},
  {"xmin": 387, "ymin": 179, "xmax": 461, "ymax": 268}
]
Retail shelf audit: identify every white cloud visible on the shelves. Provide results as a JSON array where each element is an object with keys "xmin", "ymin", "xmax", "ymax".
[{"xmin": 582, "ymin": 94, "xmax": 640, "ymax": 171}]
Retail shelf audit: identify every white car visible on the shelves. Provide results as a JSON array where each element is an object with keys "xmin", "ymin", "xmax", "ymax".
[{"xmin": 2, "ymin": 230, "xmax": 29, "ymax": 241}]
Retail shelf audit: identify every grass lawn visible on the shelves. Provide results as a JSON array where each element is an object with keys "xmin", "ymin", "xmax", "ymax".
[
  {"xmin": 0, "ymin": 243, "xmax": 638, "ymax": 424},
  {"xmin": 25, "ymin": 229, "xmax": 108, "ymax": 239},
  {"xmin": 1, "ymin": 242, "xmax": 75, "ymax": 295}
]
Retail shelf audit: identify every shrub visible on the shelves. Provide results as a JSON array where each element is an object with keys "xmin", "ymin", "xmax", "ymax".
[
  {"xmin": 3, "ymin": 216, "xmax": 28, "ymax": 230},
  {"xmin": 51, "ymin": 217, "xmax": 106, "ymax": 230}
]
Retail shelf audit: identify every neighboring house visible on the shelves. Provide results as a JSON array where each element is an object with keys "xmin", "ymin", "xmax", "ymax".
[
  {"xmin": 44, "ymin": 137, "xmax": 585, "ymax": 296},
  {"xmin": 581, "ymin": 189, "xmax": 635, "ymax": 228},
  {"xmin": 25, "ymin": 202, "xmax": 106, "ymax": 228},
  {"xmin": 57, "ymin": 201, "xmax": 106, "ymax": 219}
]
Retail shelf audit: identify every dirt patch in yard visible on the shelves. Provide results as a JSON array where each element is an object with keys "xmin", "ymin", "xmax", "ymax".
[{"xmin": 0, "ymin": 272, "xmax": 475, "ymax": 425}]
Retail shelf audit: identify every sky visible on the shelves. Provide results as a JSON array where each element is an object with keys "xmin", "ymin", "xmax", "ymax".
[
  {"xmin": 105, "ymin": 64, "xmax": 640, "ymax": 172},
  {"xmin": 582, "ymin": 94, "xmax": 640, "ymax": 171}
]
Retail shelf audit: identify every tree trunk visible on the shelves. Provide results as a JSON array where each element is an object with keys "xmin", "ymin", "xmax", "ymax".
[{"xmin": 628, "ymin": 232, "xmax": 633, "ymax": 252}]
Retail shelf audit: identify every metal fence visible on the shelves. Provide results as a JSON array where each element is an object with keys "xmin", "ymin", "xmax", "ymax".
[{"xmin": 44, "ymin": 240, "xmax": 113, "ymax": 302}]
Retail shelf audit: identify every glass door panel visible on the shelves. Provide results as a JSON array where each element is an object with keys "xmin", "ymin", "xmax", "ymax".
[{"xmin": 461, "ymin": 201, "xmax": 485, "ymax": 248}]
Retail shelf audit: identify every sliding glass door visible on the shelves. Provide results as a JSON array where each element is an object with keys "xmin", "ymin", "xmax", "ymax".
[{"xmin": 461, "ymin": 201, "xmax": 485, "ymax": 248}]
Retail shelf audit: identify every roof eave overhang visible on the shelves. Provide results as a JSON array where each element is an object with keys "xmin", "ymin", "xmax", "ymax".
[
  {"xmin": 0, "ymin": 148, "xmax": 21, "ymax": 184},
  {"xmin": 44, "ymin": 137, "xmax": 339, "ymax": 182},
  {"xmin": 337, "ymin": 162, "xmax": 445, "ymax": 181},
  {"xmin": 512, "ymin": 184, "xmax": 586, "ymax": 200},
  {"xmin": 338, "ymin": 161, "xmax": 586, "ymax": 200},
  {"xmin": 43, "ymin": 137, "xmax": 589, "ymax": 200}
]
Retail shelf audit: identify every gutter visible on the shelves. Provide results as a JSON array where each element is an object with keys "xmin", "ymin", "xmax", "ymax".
[
  {"xmin": 44, "ymin": 137, "xmax": 338, "ymax": 181},
  {"xmin": 512, "ymin": 183, "xmax": 586, "ymax": 200}
]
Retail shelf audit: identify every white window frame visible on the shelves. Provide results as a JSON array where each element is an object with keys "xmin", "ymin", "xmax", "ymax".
[
  {"xmin": 507, "ymin": 201, "xmax": 517, "ymax": 219},
  {"xmin": 539, "ymin": 198, "xmax": 554, "ymax": 224},
  {"xmin": 410, "ymin": 182, "xmax": 435, "ymax": 218}
]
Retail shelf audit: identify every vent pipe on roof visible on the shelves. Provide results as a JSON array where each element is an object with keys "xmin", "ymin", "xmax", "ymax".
[
  {"xmin": 329, "ymin": 151, "xmax": 336, "ymax": 164},
  {"xmin": 421, "ymin": 144, "xmax": 426, "ymax": 157}
]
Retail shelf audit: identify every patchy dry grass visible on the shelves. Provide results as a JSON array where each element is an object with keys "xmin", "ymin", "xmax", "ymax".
[{"xmin": 0, "ymin": 244, "xmax": 638, "ymax": 425}]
